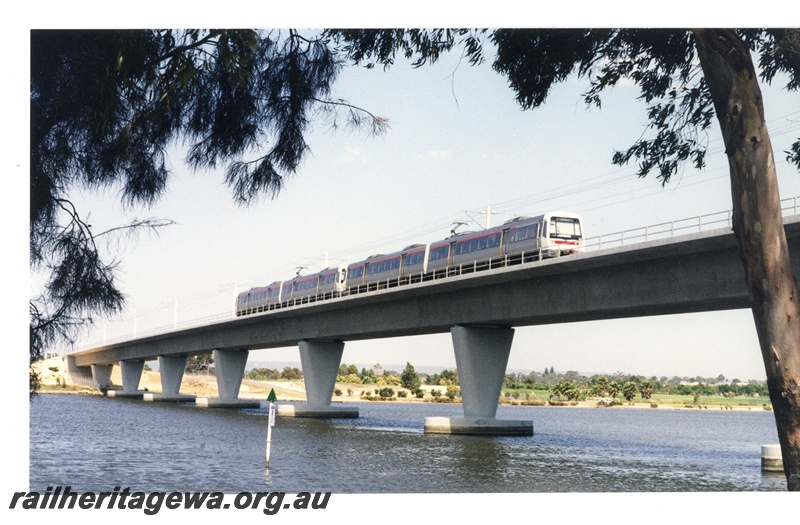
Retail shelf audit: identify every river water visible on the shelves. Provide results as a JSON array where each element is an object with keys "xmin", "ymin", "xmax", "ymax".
[{"xmin": 29, "ymin": 394, "xmax": 786, "ymax": 493}]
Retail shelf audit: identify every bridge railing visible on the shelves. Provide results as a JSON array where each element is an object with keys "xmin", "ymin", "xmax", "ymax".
[
  {"xmin": 73, "ymin": 196, "xmax": 800, "ymax": 351},
  {"xmin": 583, "ymin": 196, "xmax": 799, "ymax": 251}
]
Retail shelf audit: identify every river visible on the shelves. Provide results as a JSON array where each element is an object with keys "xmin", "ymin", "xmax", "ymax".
[{"xmin": 28, "ymin": 394, "xmax": 785, "ymax": 494}]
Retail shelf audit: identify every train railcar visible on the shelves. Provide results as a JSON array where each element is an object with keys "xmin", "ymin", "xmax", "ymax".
[
  {"xmin": 346, "ymin": 252, "xmax": 401, "ymax": 293},
  {"xmin": 347, "ymin": 244, "xmax": 430, "ymax": 293},
  {"xmin": 450, "ymin": 228, "xmax": 504, "ymax": 268},
  {"xmin": 506, "ymin": 211, "xmax": 583, "ymax": 259},
  {"xmin": 280, "ymin": 265, "xmax": 348, "ymax": 304},
  {"xmin": 236, "ymin": 281, "xmax": 281, "ymax": 316}
]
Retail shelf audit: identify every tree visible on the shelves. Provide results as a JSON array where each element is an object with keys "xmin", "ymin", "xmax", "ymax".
[
  {"xmin": 639, "ymin": 380, "xmax": 655, "ymax": 400},
  {"xmin": 29, "ymin": 29, "xmax": 386, "ymax": 394},
  {"xmin": 622, "ymin": 381, "xmax": 639, "ymax": 403},
  {"xmin": 329, "ymin": 27, "xmax": 800, "ymax": 491},
  {"xmin": 445, "ymin": 385, "xmax": 460, "ymax": 401},
  {"xmin": 400, "ymin": 362, "xmax": 421, "ymax": 391},
  {"xmin": 590, "ymin": 375, "xmax": 609, "ymax": 397},
  {"xmin": 185, "ymin": 353, "xmax": 213, "ymax": 374},
  {"xmin": 281, "ymin": 367, "xmax": 303, "ymax": 380},
  {"xmin": 608, "ymin": 381, "xmax": 621, "ymax": 400}
]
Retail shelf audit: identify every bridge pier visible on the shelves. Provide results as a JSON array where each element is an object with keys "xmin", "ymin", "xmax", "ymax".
[
  {"xmin": 107, "ymin": 360, "xmax": 147, "ymax": 398},
  {"xmin": 278, "ymin": 340, "xmax": 358, "ymax": 418},
  {"xmin": 65, "ymin": 355, "xmax": 94, "ymax": 388},
  {"xmin": 90, "ymin": 364, "xmax": 113, "ymax": 390},
  {"xmin": 196, "ymin": 349, "xmax": 260, "ymax": 408},
  {"xmin": 144, "ymin": 355, "xmax": 196, "ymax": 403},
  {"xmin": 424, "ymin": 325, "xmax": 533, "ymax": 435}
]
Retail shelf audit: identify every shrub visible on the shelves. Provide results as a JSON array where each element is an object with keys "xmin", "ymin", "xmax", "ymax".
[
  {"xmin": 378, "ymin": 387, "xmax": 395, "ymax": 399},
  {"xmin": 397, "ymin": 390, "xmax": 407, "ymax": 398},
  {"xmin": 334, "ymin": 389, "xmax": 342, "ymax": 396},
  {"xmin": 650, "ymin": 402, "xmax": 658, "ymax": 408}
]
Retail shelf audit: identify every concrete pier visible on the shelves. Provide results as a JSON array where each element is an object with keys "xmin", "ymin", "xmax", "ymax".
[
  {"xmin": 196, "ymin": 349, "xmax": 260, "ymax": 408},
  {"xmin": 91, "ymin": 364, "xmax": 113, "ymax": 390},
  {"xmin": 65, "ymin": 355, "xmax": 94, "ymax": 387},
  {"xmin": 143, "ymin": 355, "xmax": 196, "ymax": 403},
  {"xmin": 278, "ymin": 340, "xmax": 358, "ymax": 418},
  {"xmin": 108, "ymin": 360, "xmax": 148, "ymax": 399},
  {"xmin": 424, "ymin": 325, "xmax": 532, "ymax": 435}
]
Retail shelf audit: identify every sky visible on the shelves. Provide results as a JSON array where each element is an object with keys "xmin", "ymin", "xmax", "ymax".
[{"xmin": 24, "ymin": 25, "xmax": 798, "ymax": 383}]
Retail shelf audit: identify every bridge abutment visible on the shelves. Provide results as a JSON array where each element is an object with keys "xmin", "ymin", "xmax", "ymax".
[
  {"xmin": 424, "ymin": 325, "xmax": 533, "ymax": 435},
  {"xmin": 278, "ymin": 340, "xmax": 358, "ymax": 418},
  {"xmin": 107, "ymin": 360, "xmax": 147, "ymax": 398},
  {"xmin": 144, "ymin": 355, "xmax": 196, "ymax": 403},
  {"xmin": 196, "ymin": 349, "xmax": 260, "ymax": 408}
]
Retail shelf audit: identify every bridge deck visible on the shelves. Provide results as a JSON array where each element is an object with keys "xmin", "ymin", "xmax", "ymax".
[{"xmin": 72, "ymin": 217, "xmax": 800, "ymax": 367}]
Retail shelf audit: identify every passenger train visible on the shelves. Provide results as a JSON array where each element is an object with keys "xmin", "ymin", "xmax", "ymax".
[{"xmin": 235, "ymin": 211, "xmax": 584, "ymax": 316}]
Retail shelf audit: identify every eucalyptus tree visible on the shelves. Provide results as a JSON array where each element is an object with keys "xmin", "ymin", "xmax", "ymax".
[
  {"xmin": 30, "ymin": 29, "xmax": 386, "ymax": 393},
  {"xmin": 328, "ymin": 28, "xmax": 800, "ymax": 490}
]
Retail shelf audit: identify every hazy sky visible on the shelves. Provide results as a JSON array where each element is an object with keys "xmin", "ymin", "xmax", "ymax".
[{"xmin": 43, "ymin": 29, "xmax": 800, "ymax": 382}]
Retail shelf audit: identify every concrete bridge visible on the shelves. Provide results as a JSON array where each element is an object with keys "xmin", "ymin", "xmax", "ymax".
[{"xmin": 67, "ymin": 212, "xmax": 800, "ymax": 435}]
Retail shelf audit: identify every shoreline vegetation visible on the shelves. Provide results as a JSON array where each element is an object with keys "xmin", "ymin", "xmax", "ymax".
[{"xmin": 32, "ymin": 356, "xmax": 774, "ymax": 413}]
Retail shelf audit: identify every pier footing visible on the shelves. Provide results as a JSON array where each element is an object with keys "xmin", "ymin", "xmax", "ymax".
[
  {"xmin": 143, "ymin": 393, "xmax": 197, "ymax": 403},
  {"xmin": 106, "ymin": 390, "xmax": 146, "ymax": 399},
  {"xmin": 423, "ymin": 417, "xmax": 533, "ymax": 436},
  {"xmin": 195, "ymin": 397, "xmax": 261, "ymax": 409},
  {"xmin": 761, "ymin": 444, "xmax": 784, "ymax": 472},
  {"xmin": 277, "ymin": 404, "xmax": 359, "ymax": 418}
]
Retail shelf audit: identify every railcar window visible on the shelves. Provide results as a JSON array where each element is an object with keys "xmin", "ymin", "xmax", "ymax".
[
  {"xmin": 320, "ymin": 273, "xmax": 336, "ymax": 286},
  {"xmin": 549, "ymin": 217, "xmax": 582, "ymax": 239},
  {"xmin": 348, "ymin": 266, "xmax": 364, "ymax": 279},
  {"xmin": 406, "ymin": 251, "xmax": 424, "ymax": 266},
  {"xmin": 296, "ymin": 278, "xmax": 319, "ymax": 291},
  {"xmin": 269, "ymin": 288, "xmax": 280, "ymax": 298},
  {"xmin": 429, "ymin": 245, "xmax": 449, "ymax": 261},
  {"xmin": 368, "ymin": 257, "xmax": 400, "ymax": 274},
  {"xmin": 510, "ymin": 224, "xmax": 538, "ymax": 243},
  {"xmin": 457, "ymin": 233, "xmax": 501, "ymax": 254}
]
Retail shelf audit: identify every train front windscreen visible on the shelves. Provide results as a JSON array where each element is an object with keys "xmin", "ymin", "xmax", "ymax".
[{"xmin": 549, "ymin": 217, "xmax": 582, "ymax": 239}]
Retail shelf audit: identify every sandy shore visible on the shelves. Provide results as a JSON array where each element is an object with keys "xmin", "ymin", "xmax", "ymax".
[{"xmin": 32, "ymin": 356, "xmax": 771, "ymax": 412}]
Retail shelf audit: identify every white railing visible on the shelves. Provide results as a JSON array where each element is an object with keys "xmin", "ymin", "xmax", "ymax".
[
  {"xmin": 583, "ymin": 196, "xmax": 798, "ymax": 251},
  {"xmin": 75, "ymin": 196, "xmax": 800, "ymax": 351}
]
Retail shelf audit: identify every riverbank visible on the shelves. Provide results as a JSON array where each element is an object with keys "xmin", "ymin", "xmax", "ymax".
[{"xmin": 33, "ymin": 357, "xmax": 773, "ymax": 412}]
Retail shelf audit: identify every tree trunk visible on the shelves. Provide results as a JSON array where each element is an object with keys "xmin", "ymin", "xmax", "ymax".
[{"xmin": 693, "ymin": 29, "xmax": 800, "ymax": 491}]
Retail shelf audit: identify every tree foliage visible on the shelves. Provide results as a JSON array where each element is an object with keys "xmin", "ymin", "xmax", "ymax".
[
  {"xmin": 185, "ymin": 353, "xmax": 213, "ymax": 374},
  {"xmin": 400, "ymin": 362, "xmax": 421, "ymax": 391},
  {"xmin": 29, "ymin": 29, "xmax": 386, "ymax": 393}
]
